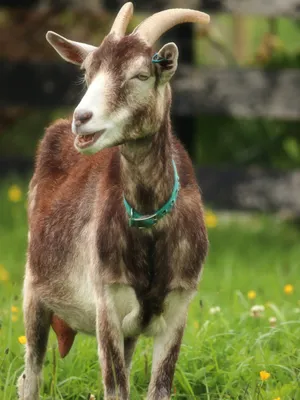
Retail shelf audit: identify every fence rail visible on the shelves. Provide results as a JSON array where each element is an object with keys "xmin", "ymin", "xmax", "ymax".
[
  {"xmin": 1, "ymin": 0, "xmax": 300, "ymax": 213},
  {"xmin": 1, "ymin": 0, "xmax": 299, "ymax": 120},
  {"xmin": 2, "ymin": 61, "xmax": 300, "ymax": 120}
]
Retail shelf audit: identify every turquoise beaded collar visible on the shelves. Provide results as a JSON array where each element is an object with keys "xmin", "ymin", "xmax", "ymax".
[{"xmin": 123, "ymin": 160, "xmax": 180, "ymax": 229}]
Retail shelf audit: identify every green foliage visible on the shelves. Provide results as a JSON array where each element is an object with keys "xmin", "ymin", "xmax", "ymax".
[
  {"xmin": 0, "ymin": 177, "xmax": 300, "ymax": 399},
  {"xmin": 193, "ymin": 116, "xmax": 300, "ymax": 168}
]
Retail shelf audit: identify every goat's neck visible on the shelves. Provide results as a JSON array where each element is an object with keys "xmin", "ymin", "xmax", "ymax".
[{"xmin": 120, "ymin": 119, "xmax": 174, "ymax": 214}]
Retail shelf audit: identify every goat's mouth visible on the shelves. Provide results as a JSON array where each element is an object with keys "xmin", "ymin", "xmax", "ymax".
[{"xmin": 75, "ymin": 129, "xmax": 106, "ymax": 150}]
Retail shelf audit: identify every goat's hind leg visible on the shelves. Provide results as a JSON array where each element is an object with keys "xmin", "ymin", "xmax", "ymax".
[{"xmin": 18, "ymin": 275, "xmax": 51, "ymax": 400}]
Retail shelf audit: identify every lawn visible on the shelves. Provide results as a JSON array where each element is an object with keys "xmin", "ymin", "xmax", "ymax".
[{"xmin": 0, "ymin": 177, "xmax": 299, "ymax": 400}]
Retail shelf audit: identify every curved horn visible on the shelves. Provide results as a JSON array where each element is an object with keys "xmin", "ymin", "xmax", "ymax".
[
  {"xmin": 110, "ymin": 2, "xmax": 134, "ymax": 37},
  {"xmin": 134, "ymin": 9, "xmax": 210, "ymax": 46}
]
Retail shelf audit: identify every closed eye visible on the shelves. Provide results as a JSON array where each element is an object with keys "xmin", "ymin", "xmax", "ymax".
[{"xmin": 133, "ymin": 73, "xmax": 150, "ymax": 81}]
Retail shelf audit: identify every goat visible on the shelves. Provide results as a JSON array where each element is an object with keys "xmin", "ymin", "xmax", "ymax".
[{"xmin": 18, "ymin": 3, "xmax": 210, "ymax": 400}]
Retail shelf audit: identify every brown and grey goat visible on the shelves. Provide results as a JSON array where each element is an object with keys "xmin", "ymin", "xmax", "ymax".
[{"xmin": 18, "ymin": 3, "xmax": 210, "ymax": 400}]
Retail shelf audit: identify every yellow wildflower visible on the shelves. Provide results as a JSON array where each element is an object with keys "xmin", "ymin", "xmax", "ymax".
[
  {"xmin": 18, "ymin": 336, "xmax": 27, "ymax": 345},
  {"xmin": 8, "ymin": 185, "xmax": 22, "ymax": 203},
  {"xmin": 284, "ymin": 284, "xmax": 294, "ymax": 295},
  {"xmin": 205, "ymin": 211, "xmax": 217, "ymax": 228},
  {"xmin": 0, "ymin": 264, "xmax": 9, "ymax": 281},
  {"xmin": 273, "ymin": 398, "xmax": 280, "ymax": 400},
  {"xmin": 193, "ymin": 321, "xmax": 199, "ymax": 329},
  {"xmin": 11, "ymin": 306, "xmax": 18, "ymax": 313},
  {"xmin": 260, "ymin": 370, "xmax": 270, "ymax": 381},
  {"xmin": 12, "ymin": 315, "xmax": 18, "ymax": 322},
  {"xmin": 8, "ymin": 184, "xmax": 22, "ymax": 203},
  {"xmin": 247, "ymin": 290, "xmax": 256, "ymax": 300}
]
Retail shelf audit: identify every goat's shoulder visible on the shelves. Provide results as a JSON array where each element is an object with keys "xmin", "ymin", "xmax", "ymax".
[
  {"xmin": 30, "ymin": 118, "xmax": 118, "ymax": 216},
  {"xmin": 35, "ymin": 118, "xmax": 79, "ymax": 176}
]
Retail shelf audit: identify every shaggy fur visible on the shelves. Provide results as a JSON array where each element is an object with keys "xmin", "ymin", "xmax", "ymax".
[{"xmin": 18, "ymin": 33, "xmax": 208, "ymax": 400}]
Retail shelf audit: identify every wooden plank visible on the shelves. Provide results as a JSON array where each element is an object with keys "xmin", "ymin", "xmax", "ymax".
[
  {"xmin": 1, "ymin": 0, "xmax": 300, "ymax": 17},
  {"xmin": 196, "ymin": 166, "xmax": 300, "ymax": 216},
  {"xmin": 173, "ymin": 66, "xmax": 300, "ymax": 120},
  {"xmin": 2, "ymin": 60, "xmax": 300, "ymax": 120}
]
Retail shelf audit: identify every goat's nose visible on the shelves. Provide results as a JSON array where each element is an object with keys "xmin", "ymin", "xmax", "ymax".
[{"xmin": 74, "ymin": 110, "xmax": 93, "ymax": 126}]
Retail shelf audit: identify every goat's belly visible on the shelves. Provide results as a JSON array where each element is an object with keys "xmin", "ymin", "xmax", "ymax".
[
  {"xmin": 48, "ymin": 297, "xmax": 96, "ymax": 335},
  {"xmin": 40, "ymin": 264, "xmax": 97, "ymax": 335}
]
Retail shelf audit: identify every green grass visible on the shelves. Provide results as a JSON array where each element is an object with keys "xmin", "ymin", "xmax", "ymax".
[{"xmin": 0, "ymin": 177, "xmax": 300, "ymax": 400}]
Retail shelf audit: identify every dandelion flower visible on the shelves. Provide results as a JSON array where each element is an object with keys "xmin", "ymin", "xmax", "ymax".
[
  {"xmin": 8, "ymin": 184, "xmax": 22, "ymax": 203},
  {"xmin": 284, "ymin": 284, "xmax": 294, "ymax": 295},
  {"xmin": 273, "ymin": 397, "xmax": 280, "ymax": 400},
  {"xmin": 12, "ymin": 315, "xmax": 18, "ymax": 322},
  {"xmin": 0, "ymin": 264, "xmax": 9, "ymax": 281},
  {"xmin": 193, "ymin": 321, "xmax": 199, "ymax": 329},
  {"xmin": 18, "ymin": 336, "xmax": 27, "ymax": 345},
  {"xmin": 250, "ymin": 305, "xmax": 265, "ymax": 317},
  {"xmin": 11, "ymin": 306, "xmax": 18, "ymax": 313},
  {"xmin": 269, "ymin": 316, "xmax": 277, "ymax": 327},
  {"xmin": 205, "ymin": 211, "xmax": 218, "ymax": 228},
  {"xmin": 260, "ymin": 370, "xmax": 270, "ymax": 381},
  {"xmin": 247, "ymin": 290, "xmax": 256, "ymax": 300},
  {"xmin": 209, "ymin": 306, "xmax": 221, "ymax": 315}
]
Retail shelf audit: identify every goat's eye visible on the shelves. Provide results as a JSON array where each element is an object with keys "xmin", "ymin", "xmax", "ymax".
[{"xmin": 135, "ymin": 73, "xmax": 150, "ymax": 81}]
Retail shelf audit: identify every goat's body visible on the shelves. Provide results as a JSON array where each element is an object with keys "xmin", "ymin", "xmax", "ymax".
[
  {"xmin": 27, "ymin": 119, "xmax": 207, "ymax": 340},
  {"xmin": 19, "ymin": 10, "xmax": 210, "ymax": 398}
]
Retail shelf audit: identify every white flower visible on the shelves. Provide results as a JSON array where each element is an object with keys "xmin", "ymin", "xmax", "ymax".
[
  {"xmin": 209, "ymin": 306, "xmax": 221, "ymax": 315},
  {"xmin": 269, "ymin": 316, "xmax": 277, "ymax": 327},
  {"xmin": 250, "ymin": 305, "xmax": 265, "ymax": 317}
]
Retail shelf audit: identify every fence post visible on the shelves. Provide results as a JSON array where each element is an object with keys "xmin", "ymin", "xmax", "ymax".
[{"xmin": 164, "ymin": 24, "xmax": 195, "ymax": 156}]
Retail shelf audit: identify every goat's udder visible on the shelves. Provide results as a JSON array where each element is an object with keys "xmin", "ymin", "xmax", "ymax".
[{"xmin": 51, "ymin": 314, "xmax": 77, "ymax": 358}]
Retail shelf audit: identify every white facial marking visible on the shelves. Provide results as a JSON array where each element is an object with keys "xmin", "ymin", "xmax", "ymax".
[{"xmin": 73, "ymin": 72, "xmax": 112, "ymax": 135}]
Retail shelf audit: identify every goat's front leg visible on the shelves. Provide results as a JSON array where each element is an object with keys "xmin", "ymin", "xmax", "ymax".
[
  {"xmin": 147, "ymin": 289, "xmax": 195, "ymax": 400},
  {"xmin": 18, "ymin": 273, "xmax": 51, "ymax": 400},
  {"xmin": 96, "ymin": 290, "xmax": 129, "ymax": 400}
]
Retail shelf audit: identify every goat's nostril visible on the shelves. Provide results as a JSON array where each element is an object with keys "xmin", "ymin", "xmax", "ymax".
[{"xmin": 74, "ymin": 110, "xmax": 93, "ymax": 126}]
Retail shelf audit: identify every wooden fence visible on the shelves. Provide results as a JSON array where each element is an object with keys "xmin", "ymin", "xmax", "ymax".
[{"xmin": 1, "ymin": 0, "xmax": 300, "ymax": 215}]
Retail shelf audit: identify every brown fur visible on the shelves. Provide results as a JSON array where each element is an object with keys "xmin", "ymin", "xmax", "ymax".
[{"xmin": 20, "ymin": 32, "xmax": 208, "ymax": 400}]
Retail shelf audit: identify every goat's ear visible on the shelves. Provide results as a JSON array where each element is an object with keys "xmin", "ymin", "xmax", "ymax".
[
  {"xmin": 46, "ymin": 31, "xmax": 97, "ymax": 65},
  {"xmin": 155, "ymin": 42, "xmax": 178, "ymax": 84}
]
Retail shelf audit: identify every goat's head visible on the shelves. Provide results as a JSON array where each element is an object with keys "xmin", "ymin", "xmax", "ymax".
[{"xmin": 46, "ymin": 3, "xmax": 210, "ymax": 154}]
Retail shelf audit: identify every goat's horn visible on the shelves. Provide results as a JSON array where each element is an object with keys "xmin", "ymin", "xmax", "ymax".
[
  {"xmin": 110, "ymin": 2, "xmax": 134, "ymax": 37},
  {"xmin": 133, "ymin": 9, "xmax": 210, "ymax": 46}
]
